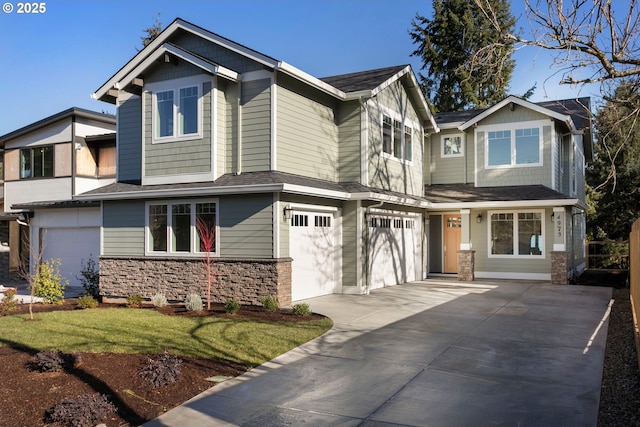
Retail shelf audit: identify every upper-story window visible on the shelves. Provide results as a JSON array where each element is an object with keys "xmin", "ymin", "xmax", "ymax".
[
  {"xmin": 442, "ymin": 134, "xmax": 463, "ymax": 157},
  {"xmin": 486, "ymin": 125, "xmax": 542, "ymax": 168},
  {"xmin": 382, "ymin": 113, "xmax": 413, "ymax": 162},
  {"xmin": 149, "ymin": 76, "xmax": 204, "ymax": 143},
  {"xmin": 20, "ymin": 145, "xmax": 53, "ymax": 179}
]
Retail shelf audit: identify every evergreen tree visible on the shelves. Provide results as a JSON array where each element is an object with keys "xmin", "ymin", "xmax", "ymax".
[
  {"xmin": 409, "ymin": 0, "xmax": 516, "ymax": 112},
  {"xmin": 587, "ymin": 81, "xmax": 640, "ymax": 240},
  {"xmin": 139, "ymin": 13, "xmax": 163, "ymax": 50}
]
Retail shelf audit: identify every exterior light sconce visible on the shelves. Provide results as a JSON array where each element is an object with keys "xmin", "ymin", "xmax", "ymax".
[
  {"xmin": 476, "ymin": 213, "xmax": 482, "ymax": 224},
  {"xmin": 551, "ymin": 212, "xmax": 555, "ymax": 220},
  {"xmin": 283, "ymin": 204, "xmax": 293, "ymax": 222}
]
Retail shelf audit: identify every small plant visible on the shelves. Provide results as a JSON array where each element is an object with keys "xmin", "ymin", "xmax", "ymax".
[
  {"xmin": 291, "ymin": 303, "xmax": 311, "ymax": 316},
  {"xmin": 32, "ymin": 258, "xmax": 68, "ymax": 304},
  {"xmin": 126, "ymin": 294, "xmax": 144, "ymax": 308},
  {"xmin": 261, "ymin": 296, "xmax": 278, "ymax": 312},
  {"xmin": 151, "ymin": 292, "xmax": 168, "ymax": 307},
  {"xmin": 30, "ymin": 350, "xmax": 75, "ymax": 373},
  {"xmin": 76, "ymin": 255, "xmax": 100, "ymax": 299},
  {"xmin": 138, "ymin": 350, "xmax": 182, "ymax": 387},
  {"xmin": 224, "ymin": 299, "xmax": 240, "ymax": 314},
  {"xmin": 77, "ymin": 295, "xmax": 98, "ymax": 309},
  {"xmin": 0, "ymin": 288, "xmax": 18, "ymax": 314},
  {"xmin": 46, "ymin": 393, "xmax": 116, "ymax": 427},
  {"xmin": 185, "ymin": 293, "xmax": 203, "ymax": 312}
]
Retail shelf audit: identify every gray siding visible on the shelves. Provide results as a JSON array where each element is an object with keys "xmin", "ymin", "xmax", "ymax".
[
  {"xmin": 143, "ymin": 81, "xmax": 212, "ymax": 177},
  {"xmin": 337, "ymin": 101, "xmax": 361, "ymax": 182},
  {"xmin": 219, "ymin": 79, "xmax": 239, "ymax": 177},
  {"xmin": 103, "ymin": 200, "xmax": 146, "ymax": 256},
  {"xmin": 117, "ymin": 95, "xmax": 142, "ymax": 183},
  {"xmin": 219, "ymin": 194, "xmax": 273, "ymax": 258},
  {"xmin": 241, "ymin": 78, "xmax": 271, "ymax": 172},
  {"xmin": 477, "ymin": 105, "xmax": 549, "ymax": 126},
  {"xmin": 277, "ymin": 78, "xmax": 339, "ymax": 181}
]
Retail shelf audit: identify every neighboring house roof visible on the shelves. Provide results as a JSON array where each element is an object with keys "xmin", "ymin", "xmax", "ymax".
[
  {"xmin": 0, "ymin": 107, "xmax": 115, "ymax": 147},
  {"xmin": 76, "ymin": 171, "xmax": 429, "ymax": 207},
  {"xmin": 424, "ymin": 183, "xmax": 580, "ymax": 209}
]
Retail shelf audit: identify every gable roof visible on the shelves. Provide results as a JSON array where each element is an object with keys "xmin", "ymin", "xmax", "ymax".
[{"xmin": 320, "ymin": 65, "xmax": 409, "ymax": 93}]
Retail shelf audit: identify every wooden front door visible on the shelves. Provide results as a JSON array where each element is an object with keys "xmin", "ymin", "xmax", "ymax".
[{"xmin": 443, "ymin": 214, "xmax": 462, "ymax": 273}]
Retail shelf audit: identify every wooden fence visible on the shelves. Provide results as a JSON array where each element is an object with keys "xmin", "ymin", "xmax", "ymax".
[
  {"xmin": 587, "ymin": 240, "xmax": 629, "ymax": 270},
  {"xmin": 630, "ymin": 218, "xmax": 640, "ymax": 368}
]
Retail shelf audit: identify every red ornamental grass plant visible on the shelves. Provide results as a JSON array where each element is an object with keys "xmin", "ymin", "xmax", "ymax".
[{"xmin": 196, "ymin": 216, "xmax": 216, "ymax": 310}]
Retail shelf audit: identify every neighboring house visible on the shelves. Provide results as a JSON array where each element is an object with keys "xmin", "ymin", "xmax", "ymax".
[
  {"xmin": 0, "ymin": 108, "xmax": 116, "ymax": 285},
  {"xmin": 79, "ymin": 18, "xmax": 439, "ymax": 305},
  {"xmin": 425, "ymin": 96, "xmax": 592, "ymax": 282}
]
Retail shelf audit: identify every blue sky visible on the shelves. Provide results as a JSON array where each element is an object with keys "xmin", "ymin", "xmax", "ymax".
[{"xmin": 0, "ymin": 0, "xmax": 599, "ymax": 136}]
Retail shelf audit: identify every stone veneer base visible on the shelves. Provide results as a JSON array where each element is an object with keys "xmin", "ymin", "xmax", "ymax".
[{"xmin": 457, "ymin": 250, "xmax": 475, "ymax": 281}]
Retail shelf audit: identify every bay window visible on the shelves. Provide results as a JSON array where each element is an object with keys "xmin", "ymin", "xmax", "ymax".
[
  {"xmin": 147, "ymin": 200, "xmax": 218, "ymax": 255},
  {"xmin": 489, "ymin": 210, "xmax": 544, "ymax": 257}
]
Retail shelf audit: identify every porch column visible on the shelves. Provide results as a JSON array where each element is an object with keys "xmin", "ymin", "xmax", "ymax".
[
  {"xmin": 458, "ymin": 209, "xmax": 475, "ymax": 281},
  {"xmin": 551, "ymin": 207, "xmax": 568, "ymax": 284}
]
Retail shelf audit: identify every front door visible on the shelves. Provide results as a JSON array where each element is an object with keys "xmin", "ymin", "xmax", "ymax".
[{"xmin": 443, "ymin": 214, "xmax": 461, "ymax": 273}]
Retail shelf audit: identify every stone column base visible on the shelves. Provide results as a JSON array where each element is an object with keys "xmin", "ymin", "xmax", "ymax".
[
  {"xmin": 457, "ymin": 250, "xmax": 475, "ymax": 281},
  {"xmin": 551, "ymin": 251, "xmax": 569, "ymax": 284}
]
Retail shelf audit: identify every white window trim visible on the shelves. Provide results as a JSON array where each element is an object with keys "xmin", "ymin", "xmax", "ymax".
[
  {"xmin": 441, "ymin": 133, "xmax": 464, "ymax": 158},
  {"xmin": 481, "ymin": 119, "xmax": 548, "ymax": 169},
  {"xmin": 145, "ymin": 199, "xmax": 219, "ymax": 257},
  {"xmin": 487, "ymin": 209, "xmax": 546, "ymax": 259},
  {"xmin": 146, "ymin": 75, "xmax": 208, "ymax": 144},
  {"xmin": 380, "ymin": 108, "xmax": 418, "ymax": 164}
]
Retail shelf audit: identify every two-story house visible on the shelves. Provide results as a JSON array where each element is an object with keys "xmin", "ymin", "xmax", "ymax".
[
  {"xmin": 0, "ymin": 108, "xmax": 116, "ymax": 285},
  {"xmin": 425, "ymin": 96, "xmax": 592, "ymax": 283},
  {"xmin": 79, "ymin": 18, "xmax": 438, "ymax": 305}
]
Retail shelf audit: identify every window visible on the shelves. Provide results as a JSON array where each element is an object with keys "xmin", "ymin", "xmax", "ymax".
[
  {"xmin": 151, "ymin": 80, "xmax": 202, "ymax": 142},
  {"xmin": 147, "ymin": 200, "xmax": 217, "ymax": 254},
  {"xmin": 20, "ymin": 146, "xmax": 53, "ymax": 179},
  {"xmin": 382, "ymin": 113, "xmax": 414, "ymax": 162},
  {"xmin": 442, "ymin": 134, "xmax": 463, "ymax": 157},
  {"xmin": 486, "ymin": 126, "xmax": 541, "ymax": 167},
  {"xmin": 489, "ymin": 210, "xmax": 544, "ymax": 257}
]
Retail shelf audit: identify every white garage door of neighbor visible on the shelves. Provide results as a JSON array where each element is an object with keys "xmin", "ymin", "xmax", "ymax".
[
  {"xmin": 368, "ymin": 215, "xmax": 421, "ymax": 290},
  {"xmin": 290, "ymin": 211, "xmax": 337, "ymax": 301},
  {"xmin": 42, "ymin": 228, "xmax": 100, "ymax": 288}
]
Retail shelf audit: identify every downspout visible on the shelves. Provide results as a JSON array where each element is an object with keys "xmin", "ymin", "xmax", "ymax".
[
  {"xmin": 363, "ymin": 200, "xmax": 385, "ymax": 295},
  {"xmin": 236, "ymin": 78, "xmax": 243, "ymax": 175}
]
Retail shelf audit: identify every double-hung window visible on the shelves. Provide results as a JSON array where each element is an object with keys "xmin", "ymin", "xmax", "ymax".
[
  {"xmin": 382, "ymin": 113, "xmax": 414, "ymax": 162},
  {"xmin": 147, "ymin": 200, "xmax": 218, "ymax": 255},
  {"xmin": 489, "ymin": 210, "xmax": 544, "ymax": 257},
  {"xmin": 20, "ymin": 145, "xmax": 54, "ymax": 179},
  {"xmin": 486, "ymin": 123, "xmax": 543, "ymax": 168},
  {"xmin": 150, "ymin": 77, "xmax": 203, "ymax": 143}
]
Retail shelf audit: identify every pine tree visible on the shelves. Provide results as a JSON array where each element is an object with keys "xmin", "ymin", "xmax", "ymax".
[
  {"xmin": 139, "ymin": 13, "xmax": 163, "ymax": 50},
  {"xmin": 409, "ymin": 0, "xmax": 516, "ymax": 112}
]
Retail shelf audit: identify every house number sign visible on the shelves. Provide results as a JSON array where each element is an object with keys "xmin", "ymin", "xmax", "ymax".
[{"xmin": 555, "ymin": 212, "xmax": 563, "ymax": 238}]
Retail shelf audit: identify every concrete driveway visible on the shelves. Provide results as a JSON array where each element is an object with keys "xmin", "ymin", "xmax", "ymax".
[{"xmin": 144, "ymin": 279, "xmax": 612, "ymax": 427}]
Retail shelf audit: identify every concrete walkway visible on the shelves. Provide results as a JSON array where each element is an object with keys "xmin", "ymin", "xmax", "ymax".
[{"xmin": 144, "ymin": 279, "xmax": 613, "ymax": 427}]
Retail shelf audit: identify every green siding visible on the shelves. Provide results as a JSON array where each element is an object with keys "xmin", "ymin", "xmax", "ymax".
[
  {"xmin": 219, "ymin": 79, "xmax": 239, "ymax": 177},
  {"xmin": 103, "ymin": 201, "xmax": 146, "ymax": 256},
  {"xmin": 429, "ymin": 131, "xmax": 468, "ymax": 184},
  {"xmin": 341, "ymin": 201, "xmax": 359, "ymax": 287},
  {"xmin": 219, "ymin": 194, "xmax": 273, "ymax": 258},
  {"xmin": 277, "ymin": 81, "xmax": 339, "ymax": 181},
  {"xmin": 478, "ymin": 105, "xmax": 549, "ymax": 126},
  {"xmin": 241, "ymin": 79, "xmax": 271, "ymax": 172},
  {"xmin": 337, "ymin": 101, "xmax": 361, "ymax": 182},
  {"xmin": 117, "ymin": 95, "xmax": 142, "ymax": 183}
]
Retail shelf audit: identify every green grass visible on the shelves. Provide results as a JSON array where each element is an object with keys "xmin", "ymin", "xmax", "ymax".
[{"xmin": 0, "ymin": 309, "xmax": 333, "ymax": 367}]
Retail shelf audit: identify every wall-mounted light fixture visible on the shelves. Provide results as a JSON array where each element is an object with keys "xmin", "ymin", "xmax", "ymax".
[
  {"xmin": 551, "ymin": 212, "xmax": 555, "ymax": 220},
  {"xmin": 476, "ymin": 213, "xmax": 483, "ymax": 224},
  {"xmin": 283, "ymin": 204, "xmax": 293, "ymax": 222}
]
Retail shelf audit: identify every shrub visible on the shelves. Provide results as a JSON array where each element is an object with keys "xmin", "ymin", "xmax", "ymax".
[
  {"xmin": 32, "ymin": 258, "xmax": 68, "ymax": 304},
  {"xmin": 224, "ymin": 299, "xmax": 240, "ymax": 314},
  {"xmin": 77, "ymin": 295, "xmax": 98, "ymax": 309},
  {"xmin": 151, "ymin": 292, "xmax": 168, "ymax": 307},
  {"xmin": 291, "ymin": 303, "xmax": 311, "ymax": 316},
  {"xmin": 261, "ymin": 296, "xmax": 278, "ymax": 312},
  {"xmin": 0, "ymin": 288, "xmax": 18, "ymax": 314},
  {"xmin": 30, "ymin": 350, "xmax": 75, "ymax": 373},
  {"xmin": 126, "ymin": 294, "xmax": 143, "ymax": 308},
  {"xmin": 185, "ymin": 293, "xmax": 203, "ymax": 312},
  {"xmin": 46, "ymin": 393, "xmax": 116, "ymax": 427},
  {"xmin": 76, "ymin": 255, "xmax": 100, "ymax": 299},
  {"xmin": 138, "ymin": 350, "xmax": 182, "ymax": 387}
]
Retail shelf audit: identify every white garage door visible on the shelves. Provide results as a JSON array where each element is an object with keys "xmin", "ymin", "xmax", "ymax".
[
  {"xmin": 290, "ymin": 211, "xmax": 337, "ymax": 301},
  {"xmin": 368, "ymin": 214, "xmax": 422, "ymax": 289},
  {"xmin": 42, "ymin": 227, "xmax": 100, "ymax": 288}
]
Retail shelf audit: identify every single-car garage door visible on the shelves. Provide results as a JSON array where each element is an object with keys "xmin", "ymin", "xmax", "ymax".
[
  {"xmin": 368, "ymin": 213, "xmax": 422, "ymax": 289},
  {"xmin": 42, "ymin": 227, "xmax": 100, "ymax": 288},
  {"xmin": 290, "ymin": 210, "xmax": 338, "ymax": 301}
]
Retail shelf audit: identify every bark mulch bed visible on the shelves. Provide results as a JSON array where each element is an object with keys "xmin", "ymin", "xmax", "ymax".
[{"xmin": 0, "ymin": 300, "xmax": 325, "ymax": 427}]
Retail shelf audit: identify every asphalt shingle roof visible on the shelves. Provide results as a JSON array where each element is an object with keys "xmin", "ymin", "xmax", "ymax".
[
  {"xmin": 423, "ymin": 184, "xmax": 574, "ymax": 204},
  {"xmin": 320, "ymin": 65, "xmax": 408, "ymax": 93}
]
